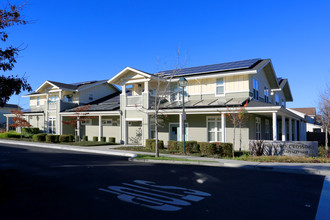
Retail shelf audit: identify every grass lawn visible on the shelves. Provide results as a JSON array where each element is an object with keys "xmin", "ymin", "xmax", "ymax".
[
  {"xmin": 135, "ymin": 154, "xmax": 218, "ymax": 163},
  {"xmin": 60, "ymin": 141, "xmax": 117, "ymax": 146}
]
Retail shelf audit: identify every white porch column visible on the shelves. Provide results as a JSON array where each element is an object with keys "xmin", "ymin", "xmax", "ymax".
[
  {"xmin": 122, "ymin": 85, "xmax": 126, "ymax": 95},
  {"xmin": 221, "ymin": 113, "xmax": 226, "ymax": 142},
  {"xmin": 59, "ymin": 115, "xmax": 63, "ymax": 135},
  {"xmin": 144, "ymin": 81, "xmax": 149, "ymax": 92},
  {"xmin": 272, "ymin": 112, "xmax": 277, "ymax": 141},
  {"xmin": 6, "ymin": 116, "xmax": 9, "ymax": 131},
  {"xmin": 282, "ymin": 115, "xmax": 286, "ymax": 141},
  {"xmin": 288, "ymin": 118, "xmax": 292, "ymax": 141},
  {"xmin": 179, "ymin": 113, "xmax": 183, "ymax": 141},
  {"xmin": 98, "ymin": 115, "xmax": 102, "ymax": 142},
  {"xmin": 294, "ymin": 120, "xmax": 298, "ymax": 141}
]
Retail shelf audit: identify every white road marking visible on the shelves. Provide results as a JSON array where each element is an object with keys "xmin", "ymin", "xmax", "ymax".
[
  {"xmin": 99, "ymin": 180, "xmax": 211, "ymax": 211},
  {"xmin": 316, "ymin": 176, "xmax": 330, "ymax": 220}
]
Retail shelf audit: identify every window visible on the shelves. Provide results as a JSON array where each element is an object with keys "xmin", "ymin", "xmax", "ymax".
[
  {"xmin": 264, "ymin": 87, "xmax": 269, "ymax": 103},
  {"xmin": 216, "ymin": 78, "xmax": 224, "ymax": 95},
  {"xmin": 207, "ymin": 117, "xmax": 222, "ymax": 142},
  {"xmin": 102, "ymin": 119, "xmax": 112, "ymax": 126},
  {"xmin": 275, "ymin": 94, "xmax": 279, "ymax": 105},
  {"xmin": 37, "ymin": 97, "xmax": 40, "ymax": 106},
  {"xmin": 253, "ymin": 78, "xmax": 259, "ymax": 100},
  {"xmin": 282, "ymin": 99, "xmax": 285, "ymax": 108},
  {"xmin": 256, "ymin": 117, "xmax": 261, "ymax": 140},
  {"xmin": 170, "ymin": 82, "xmax": 187, "ymax": 102},
  {"xmin": 89, "ymin": 93, "xmax": 94, "ymax": 101},
  {"xmin": 48, "ymin": 117, "xmax": 56, "ymax": 134},
  {"xmin": 64, "ymin": 95, "xmax": 73, "ymax": 102},
  {"xmin": 265, "ymin": 119, "xmax": 270, "ymax": 140},
  {"xmin": 81, "ymin": 119, "xmax": 92, "ymax": 125}
]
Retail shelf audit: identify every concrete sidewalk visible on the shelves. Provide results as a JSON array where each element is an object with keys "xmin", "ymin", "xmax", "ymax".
[{"xmin": 1, "ymin": 139, "xmax": 330, "ymax": 176}]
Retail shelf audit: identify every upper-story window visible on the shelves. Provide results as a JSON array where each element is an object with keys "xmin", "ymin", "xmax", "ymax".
[
  {"xmin": 216, "ymin": 78, "xmax": 224, "ymax": 95},
  {"xmin": 253, "ymin": 78, "xmax": 259, "ymax": 100},
  {"xmin": 170, "ymin": 82, "xmax": 187, "ymax": 102},
  {"xmin": 89, "ymin": 93, "xmax": 94, "ymax": 101},
  {"xmin": 37, "ymin": 97, "xmax": 40, "ymax": 106},
  {"xmin": 102, "ymin": 119, "xmax": 112, "ymax": 126},
  {"xmin": 264, "ymin": 87, "xmax": 269, "ymax": 103},
  {"xmin": 282, "ymin": 99, "xmax": 285, "ymax": 107},
  {"xmin": 275, "ymin": 94, "xmax": 279, "ymax": 105},
  {"xmin": 49, "ymin": 95, "xmax": 58, "ymax": 103},
  {"xmin": 64, "ymin": 95, "xmax": 73, "ymax": 102}
]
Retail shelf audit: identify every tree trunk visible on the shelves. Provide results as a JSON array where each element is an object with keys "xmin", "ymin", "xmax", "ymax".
[
  {"xmin": 239, "ymin": 123, "xmax": 242, "ymax": 153},
  {"xmin": 232, "ymin": 123, "xmax": 236, "ymax": 158},
  {"xmin": 326, "ymin": 127, "xmax": 329, "ymax": 158},
  {"xmin": 155, "ymin": 114, "xmax": 159, "ymax": 157}
]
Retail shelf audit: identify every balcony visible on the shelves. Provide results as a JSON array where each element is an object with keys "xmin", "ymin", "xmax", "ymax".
[
  {"xmin": 126, "ymin": 95, "xmax": 142, "ymax": 107},
  {"xmin": 48, "ymin": 100, "xmax": 57, "ymax": 110}
]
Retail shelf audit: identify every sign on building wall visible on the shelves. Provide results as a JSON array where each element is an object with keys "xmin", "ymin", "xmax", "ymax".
[{"xmin": 249, "ymin": 140, "xmax": 318, "ymax": 157}]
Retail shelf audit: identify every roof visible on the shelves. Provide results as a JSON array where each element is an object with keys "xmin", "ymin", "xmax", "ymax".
[
  {"xmin": 64, "ymin": 92, "xmax": 122, "ymax": 112},
  {"xmin": 2, "ymin": 103, "xmax": 20, "ymax": 109},
  {"xmin": 291, "ymin": 107, "xmax": 316, "ymax": 116},
  {"xmin": 157, "ymin": 58, "xmax": 262, "ymax": 77},
  {"xmin": 156, "ymin": 97, "xmax": 250, "ymax": 109}
]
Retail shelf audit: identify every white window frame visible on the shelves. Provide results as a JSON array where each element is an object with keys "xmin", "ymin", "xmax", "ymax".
[
  {"xmin": 170, "ymin": 82, "xmax": 187, "ymax": 102},
  {"xmin": 281, "ymin": 99, "xmax": 285, "ymax": 108},
  {"xmin": 81, "ymin": 119, "xmax": 92, "ymax": 125},
  {"xmin": 256, "ymin": 117, "xmax": 261, "ymax": 140},
  {"xmin": 264, "ymin": 87, "xmax": 269, "ymax": 103},
  {"xmin": 206, "ymin": 116, "xmax": 222, "ymax": 142},
  {"xmin": 102, "ymin": 119, "xmax": 112, "ymax": 126},
  {"xmin": 253, "ymin": 78, "xmax": 259, "ymax": 100},
  {"xmin": 37, "ymin": 97, "xmax": 40, "ymax": 106},
  {"xmin": 48, "ymin": 117, "xmax": 56, "ymax": 134},
  {"xmin": 215, "ymin": 77, "xmax": 225, "ymax": 96}
]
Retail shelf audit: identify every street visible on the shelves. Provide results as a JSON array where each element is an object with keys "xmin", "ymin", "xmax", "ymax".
[{"xmin": 0, "ymin": 143, "xmax": 326, "ymax": 220}]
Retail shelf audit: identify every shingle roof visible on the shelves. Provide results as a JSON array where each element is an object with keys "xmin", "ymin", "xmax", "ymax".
[
  {"xmin": 48, "ymin": 81, "xmax": 77, "ymax": 90},
  {"xmin": 291, "ymin": 107, "xmax": 316, "ymax": 116},
  {"xmin": 2, "ymin": 104, "xmax": 20, "ymax": 109},
  {"xmin": 157, "ymin": 58, "xmax": 262, "ymax": 77}
]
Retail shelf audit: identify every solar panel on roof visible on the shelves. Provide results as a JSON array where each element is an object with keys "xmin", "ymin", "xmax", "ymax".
[{"xmin": 158, "ymin": 58, "xmax": 261, "ymax": 77}]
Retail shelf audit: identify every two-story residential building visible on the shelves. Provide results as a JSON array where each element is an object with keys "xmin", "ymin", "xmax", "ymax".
[
  {"xmin": 6, "ymin": 80, "xmax": 119, "ymax": 135},
  {"xmin": 106, "ymin": 58, "xmax": 306, "ymax": 149},
  {"xmin": 0, "ymin": 104, "xmax": 21, "ymax": 131}
]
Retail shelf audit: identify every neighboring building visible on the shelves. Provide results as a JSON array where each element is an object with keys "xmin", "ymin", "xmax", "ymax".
[
  {"xmin": 105, "ymin": 58, "xmax": 306, "ymax": 149},
  {"xmin": 5, "ymin": 80, "xmax": 119, "ymax": 134},
  {"xmin": 0, "ymin": 104, "xmax": 20, "ymax": 131},
  {"xmin": 289, "ymin": 107, "xmax": 323, "ymax": 132}
]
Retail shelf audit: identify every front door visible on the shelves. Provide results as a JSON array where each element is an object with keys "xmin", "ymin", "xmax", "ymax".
[{"xmin": 169, "ymin": 123, "xmax": 187, "ymax": 141}]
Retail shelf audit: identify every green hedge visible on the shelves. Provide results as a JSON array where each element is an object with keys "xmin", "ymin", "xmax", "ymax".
[
  {"xmin": 199, "ymin": 142, "xmax": 217, "ymax": 155},
  {"xmin": 100, "ymin": 137, "xmax": 106, "ymax": 142},
  {"xmin": 220, "ymin": 143, "xmax": 233, "ymax": 157},
  {"xmin": 83, "ymin": 136, "xmax": 88, "ymax": 141},
  {"xmin": 22, "ymin": 127, "xmax": 40, "ymax": 138},
  {"xmin": 167, "ymin": 140, "xmax": 178, "ymax": 151},
  {"xmin": 59, "ymin": 135, "xmax": 70, "ymax": 142},
  {"xmin": 46, "ymin": 134, "xmax": 59, "ymax": 143},
  {"xmin": 93, "ymin": 136, "xmax": 98, "ymax": 142},
  {"xmin": 146, "ymin": 139, "xmax": 164, "ymax": 150},
  {"xmin": 33, "ymin": 133, "xmax": 47, "ymax": 142},
  {"xmin": 68, "ymin": 135, "xmax": 74, "ymax": 142},
  {"xmin": 108, "ymin": 137, "xmax": 115, "ymax": 143}
]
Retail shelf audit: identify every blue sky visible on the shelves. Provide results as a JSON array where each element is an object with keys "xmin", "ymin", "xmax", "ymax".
[{"xmin": 4, "ymin": 0, "xmax": 330, "ymax": 110}]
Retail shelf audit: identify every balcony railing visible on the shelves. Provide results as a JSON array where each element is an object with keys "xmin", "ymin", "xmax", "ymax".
[
  {"xmin": 48, "ymin": 100, "xmax": 57, "ymax": 110},
  {"xmin": 127, "ymin": 96, "xmax": 142, "ymax": 106}
]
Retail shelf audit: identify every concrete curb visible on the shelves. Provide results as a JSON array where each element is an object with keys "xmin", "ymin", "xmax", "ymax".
[{"xmin": 0, "ymin": 140, "xmax": 136, "ymax": 158}]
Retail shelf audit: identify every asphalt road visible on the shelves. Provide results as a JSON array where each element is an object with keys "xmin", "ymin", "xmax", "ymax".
[{"xmin": 0, "ymin": 143, "xmax": 325, "ymax": 220}]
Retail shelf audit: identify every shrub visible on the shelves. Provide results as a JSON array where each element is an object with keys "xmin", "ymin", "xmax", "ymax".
[
  {"xmin": 22, "ymin": 127, "xmax": 40, "ymax": 138},
  {"xmin": 93, "ymin": 136, "xmax": 98, "ymax": 142},
  {"xmin": 59, "ymin": 135, "xmax": 70, "ymax": 142},
  {"xmin": 54, "ymin": 135, "xmax": 60, "ymax": 143},
  {"xmin": 220, "ymin": 143, "xmax": 233, "ymax": 157},
  {"xmin": 7, "ymin": 131, "xmax": 21, "ymax": 138},
  {"xmin": 83, "ymin": 136, "xmax": 88, "ymax": 141},
  {"xmin": 101, "ymin": 137, "xmax": 106, "ymax": 142},
  {"xmin": 234, "ymin": 151, "xmax": 250, "ymax": 157},
  {"xmin": 108, "ymin": 137, "xmax": 115, "ymax": 143},
  {"xmin": 167, "ymin": 140, "xmax": 178, "ymax": 151},
  {"xmin": 319, "ymin": 146, "xmax": 330, "ymax": 158},
  {"xmin": 68, "ymin": 135, "xmax": 74, "ymax": 142},
  {"xmin": 0, "ymin": 132, "xmax": 9, "ymax": 139},
  {"xmin": 199, "ymin": 142, "xmax": 217, "ymax": 155},
  {"xmin": 33, "ymin": 133, "xmax": 47, "ymax": 142},
  {"xmin": 250, "ymin": 140, "xmax": 264, "ymax": 156},
  {"xmin": 46, "ymin": 134, "xmax": 56, "ymax": 143},
  {"xmin": 146, "ymin": 139, "xmax": 164, "ymax": 150},
  {"xmin": 185, "ymin": 141, "xmax": 199, "ymax": 153},
  {"xmin": 151, "ymin": 140, "xmax": 164, "ymax": 150}
]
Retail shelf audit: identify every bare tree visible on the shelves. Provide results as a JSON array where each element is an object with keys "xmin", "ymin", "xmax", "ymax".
[
  {"xmin": 318, "ymin": 84, "xmax": 330, "ymax": 156},
  {"xmin": 226, "ymin": 101, "xmax": 248, "ymax": 158},
  {"xmin": 149, "ymin": 47, "xmax": 186, "ymax": 157}
]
